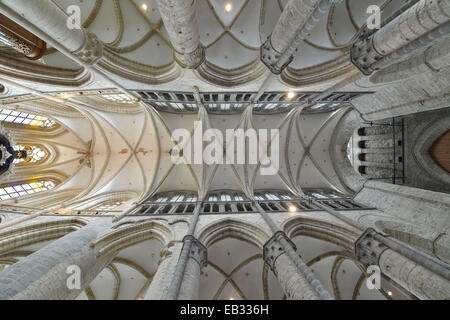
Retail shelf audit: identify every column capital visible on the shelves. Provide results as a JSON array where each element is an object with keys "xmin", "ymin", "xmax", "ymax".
[
  {"xmin": 183, "ymin": 235, "xmax": 207, "ymax": 270},
  {"xmin": 260, "ymin": 37, "xmax": 292, "ymax": 75},
  {"xmin": 350, "ymin": 29, "xmax": 383, "ymax": 76},
  {"xmin": 354, "ymin": 228, "xmax": 389, "ymax": 269},
  {"xmin": 263, "ymin": 231, "xmax": 297, "ymax": 274},
  {"xmin": 174, "ymin": 45, "xmax": 205, "ymax": 69},
  {"xmin": 73, "ymin": 30, "xmax": 103, "ymax": 66}
]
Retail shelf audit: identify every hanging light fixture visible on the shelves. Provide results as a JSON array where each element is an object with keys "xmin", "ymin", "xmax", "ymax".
[{"xmin": 0, "ymin": 13, "xmax": 46, "ymax": 60}]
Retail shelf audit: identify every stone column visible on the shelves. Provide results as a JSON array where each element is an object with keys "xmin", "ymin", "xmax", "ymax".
[
  {"xmin": 177, "ymin": 236, "xmax": 207, "ymax": 300},
  {"xmin": 0, "ymin": 0, "xmax": 103, "ymax": 66},
  {"xmin": 144, "ymin": 242, "xmax": 183, "ymax": 300},
  {"xmin": 351, "ymin": 0, "xmax": 450, "ymax": 75},
  {"xmin": 263, "ymin": 231, "xmax": 322, "ymax": 300},
  {"xmin": 370, "ymin": 34, "xmax": 450, "ymax": 83},
  {"xmin": 165, "ymin": 201, "xmax": 207, "ymax": 300},
  {"xmin": 261, "ymin": 0, "xmax": 342, "ymax": 74},
  {"xmin": 354, "ymin": 181, "xmax": 450, "ymax": 232},
  {"xmin": 155, "ymin": 0, "xmax": 204, "ymax": 69},
  {"xmin": 144, "ymin": 239, "xmax": 206, "ymax": 300},
  {"xmin": 0, "ymin": 0, "xmax": 84, "ymax": 51},
  {"xmin": 355, "ymin": 228, "xmax": 450, "ymax": 300},
  {"xmin": 0, "ymin": 222, "xmax": 112, "ymax": 300},
  {"xmin": 373, "ymin": 0, "xmax": 450, "ymax": 57}
]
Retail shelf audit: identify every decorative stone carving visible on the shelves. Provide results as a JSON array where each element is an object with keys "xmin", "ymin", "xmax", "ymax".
[
  {"xmin": 350, "ymin": 29, "xmax": 384, "ymax": 76},
  {"xmin": 354, "ymin": 228, "xmax": 389, "ymax": 269},
  {"xmin": 73, "ymin": 31, "xmax": 103, "ymax": 66},
  {"xmin": 260, "ymin": 37, "xmax": 292, "ymax": 75},
  {"xmin": 184, "ymin": 235, "xmax": 207, "ymax": 270},
  {"xmin": 263, "ymin": 231, "xmax": 297, "ymax": 274},
  {"xmin": 174, "ymin": 45, "xmax": 205, "ymax": 70}
]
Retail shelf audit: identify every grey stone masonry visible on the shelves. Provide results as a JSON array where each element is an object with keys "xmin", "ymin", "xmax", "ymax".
[
  {"xmin": 0, "ymin": 222, "xmax": 112, "ymax": 300},
  {"xmin": 0, "ymin": 0, "xmax": 85, "ymax": 52},
  {"xmin": 165, "ymin": 235, "xmax": 207, "ymax": 300},
  {"xmin": 145, "ymin": 237, "xmax": 206, "ymax": 300},
  {"xmin": 263, "ymin": 231, "xmax": 321, "ymax": 300},
  {"xmin": 373, "ymin": 0, "xmax": 450, "ymax": 57},
  {"xmin": 379, "ymin": 247, "xmax": 450, "ymax": 299},
  {"xmin": 145, "ymin": 242, "xmax": 183, "ymax": 300},
  {"xmin": 185, "ymin": 235, "xmax": 207, "ymax": 270},
  {"xmin": 355, "ymin": 228, "xmax": 450, "ymax": 299},
  {"xmin": 261, "ymin": 0, "xmax": 342, "ymax": 74},
  {"xmin": 354, "ymin": 228, "xmax": 389, "ymax": 269},
  {"xmin": 263, "ymin": 231, "xmax": 297, "ymax": 274},
  {"xmin": 155, "ymin": 0, "xmax": 204, "ymax": 69},
  {"xmin": 355, "ymin": 181, "xmax": 450, "ymax": 235},
  {"xmin": 273, "ymin": 254, "xmax": 320, "ymax": 300},
  {"xmin": 351, "ymin": 0, "xmax": 450, "ymax": 75},
  {"xmin": 178, "ymin": 256, "xmax": 201, "ymax": 300},
  {"xmin": 370, "ymin": 34, "xmax": 450, "ymax": 83}
]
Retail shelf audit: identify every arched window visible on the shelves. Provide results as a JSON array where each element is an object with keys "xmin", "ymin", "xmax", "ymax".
[
  {"xmin": 254, "ymin": 190, "xmax": 295, "ymax": 201},
  {"xmin": 12, "ymin": 144, "xmax": 48, "ymax": 164},
  {"xmin": 0, "ymin": 180, "xmax": 56, "ymax": 201},
  {"xmin": 92, "ymin": 201, "xmax": 123, "ymax": 212},
  {"xmin": 0, "ymin": 107, "xmax": 55, "ymax": 128},
  {"xmin": 102, "ymin": 94, "xmax": 137, "ymax": 105}
]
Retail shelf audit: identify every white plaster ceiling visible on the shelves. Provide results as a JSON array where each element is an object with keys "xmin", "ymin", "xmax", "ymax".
[
  {"xmin": 47, "ymin": 0, "xmax": 406, "ymax": 70},
  {"xmin": 0, "ymin": 234, "xmax": 411, "ymax": 300},
  {"xmin": 292, "ymin": 235, "xmax": 412, "ymax": 300},
  {"xmin": 150, "ymin": 106, "xmax": 351, "ymax": 198},
  {"xmin": 199, "ymin": 237, "xmax": 284, "ymax": 300},
  {"xmin": 3, "ymin": 0, "xmax": 409, "ymax": 92}
]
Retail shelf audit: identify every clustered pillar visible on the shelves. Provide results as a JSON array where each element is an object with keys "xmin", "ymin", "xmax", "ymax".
[
  {"xmin": 263, "ymin": 231, "xmax": 321, "ymax": 300},
  {"xmin": 165, "ymin": 201, "xmax": 208, "ymax": 300},
  {"xmin": 255, "ymin": 202, "xmax": 333, "ymax": 300},
  {"xmin": 260, "ymin": 0, "xmax": 343, "ymax": 74},
  {"xmin": 351, "ymin": 0, "xmax": 450, "ymax": 75},
  {"xmin": 155, "ymin": 0, "xmax": 205, "ymax": 69},
  {"xmin": 355, "ymin": 228, "xmax": 450, "ymax": 300},
  {"xmin": 0, "ymin": 222, "xmax": 113, "ymax": 300}
]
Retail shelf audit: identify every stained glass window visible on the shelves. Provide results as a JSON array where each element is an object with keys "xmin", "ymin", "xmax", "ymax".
[
  {"xmin": 12, "ymin": 145, "xmax": 47, "ymax": 164},
  {"xmin": 0, "ymin": 180, "xmax": 56, "ymax": 201},
  {"xmin": 0, "ymin": 108, "xmax": 55, "ymax": 127}
]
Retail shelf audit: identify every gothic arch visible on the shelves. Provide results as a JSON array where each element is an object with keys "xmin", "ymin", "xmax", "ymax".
[
  {"xmin": 65, "ymin": 191, "xmax": 139, "ymax": 211},
  {"xmin": 94, "ymin": 219, "xmax": 173, "ymax": 257},
  {"xmin": 412, "ymin": 116, "xmax": 450, "ymax": 185},
  {"xmin": 0, "ymin": 217, "xmax": 88, "ymax": 255},
  {"xmin": 196, "ymin": 218, "xmax": 271, "ymax": 249},
  {"xmin": 282, "ymin": 216, "xmax": 359, "ymax": 251},
  {"xmin": 374, "ymin": 220, "xmax": 450, "ymax": 265},
  {"xmin": 330, "ymin": 108, "xmax": 366, "ymax": 194},
  {"xmin": 0, "ymin": 53, "xmax": 93, "ymax": 87},
  {"xmin": 196, "ymin": 218, "xmax": 282, "ymax": 300}
]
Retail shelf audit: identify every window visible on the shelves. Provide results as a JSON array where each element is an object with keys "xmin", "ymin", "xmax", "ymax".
[
  {"xmin": 102, "ymin": 94, "xmax": 137, "ymax": 104},
  {"xmin": 221, "ymin": 194, "xmax": 231, "ymax": 201},
  {"xmin": 347, "ymin": 136, "xmax": 354, "ymax": 166},
  {"xmin": 0, "ymin": 180, "xmax": 56, "ymax": 200},
  {"xmin": 155, "ymin": 197, "xmax": 167, "ymax": 202},
  {"xmin": 0, "ymin": 108, "xmax": 55, "ymax": 128},
  {"xmin": 170, "ymin": 195, "xmax": 184, "ymax": 202},
  {"xmin": 12, "ymin": 145, "xmax": 48, "ymax": 164},
  {"xmin": 93, "ymin": 201, "xmax": 123, "ymax": 211},
  {"xmin": 208, "ymin": 195, "xmax": 218, "ymax": 201}
]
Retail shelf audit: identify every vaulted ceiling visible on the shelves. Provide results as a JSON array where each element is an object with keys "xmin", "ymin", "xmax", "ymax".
[{"xmin": 0, "ymin": 0, "xmax": 408, "ymax": 91}]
